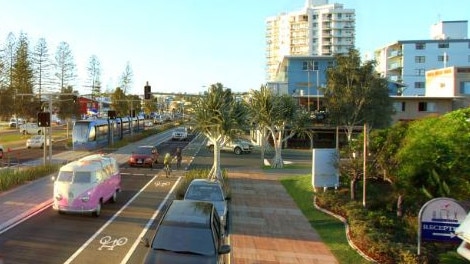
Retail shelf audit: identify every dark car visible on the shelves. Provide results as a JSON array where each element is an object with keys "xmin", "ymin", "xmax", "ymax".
[
  {"xmin": 142, "ymin": 200, "xmax": 231, "ymax": 264},
  {"xmin": 128, "ymin": 146, "xmax": 159, "ymax": 168}
]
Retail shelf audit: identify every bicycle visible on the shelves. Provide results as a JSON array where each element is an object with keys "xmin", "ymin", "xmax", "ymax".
[
  {"xmin": 164, "ymin": 163, "xmax": 172, "ymax": 177},
  {"xmin": 175, "ymin": 157, "xmax": 182, "ymax": 170}
]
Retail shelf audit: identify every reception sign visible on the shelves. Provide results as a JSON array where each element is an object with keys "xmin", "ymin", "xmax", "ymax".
[{"xmin": 417, "ymin": 197, "xmax": 467, "ymax": 255}]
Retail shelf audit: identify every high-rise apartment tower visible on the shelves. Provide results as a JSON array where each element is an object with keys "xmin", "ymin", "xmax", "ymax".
[{"xmin": 265, "ymin": 0, "xmax": 355, "ymax": 81}]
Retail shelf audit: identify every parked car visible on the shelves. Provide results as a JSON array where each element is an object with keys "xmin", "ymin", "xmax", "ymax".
[
  {"xmin": 26, "ymin": 135, "xmax": 51, "ymax": 149},
  {"xmin": 9, "ymin": 117, "xmax": 25, "ymax": 128},
  {"xmin": 19, "ymin": 123, "xmax": 45, "ymax": 135},
  {"xmin": 153, "ymin": 115, "xmax": 164, "ymax": 125},
  {"xmin": 172, "ymin": 127, "xmax": 188, "ymax": 141},
  {"xmin": 142, "ymin": 200, "xmax": 231, "ymax": 264},
  {"xmin": 207, "ymin": 138, "xmax": 254, "ymax": 155},
  {"xmin": 184, "ymin": 179, "xmax": 230, "ymax": 233},
  {"xmin": 128, "ymin": 146, "xmax": 159, "ymax": 168}
]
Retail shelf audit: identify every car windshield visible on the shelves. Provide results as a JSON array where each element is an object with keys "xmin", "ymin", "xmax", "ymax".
[
  {"xmin": 31, "ymin": 135, "xmax": 42, "ymax": 140},
  {"xmin": 135, "ymin": 147, "xmax": 153, "ymax": 155},
  {"xmin": 185, "ymin": 185, "xmax": 224, "ymax": 201},
  {"xmin": 152, "ymin": 225, "xmax": 215, "ymax": 256},
  {"xmin": 56, "ymin": 171, "xmax": 91, "ymax": 183}
]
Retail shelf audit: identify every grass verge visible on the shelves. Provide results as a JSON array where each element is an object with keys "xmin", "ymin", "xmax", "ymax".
[{"xmin": 280, "ymin": 175, "xmax": 371, "ymax": 264}]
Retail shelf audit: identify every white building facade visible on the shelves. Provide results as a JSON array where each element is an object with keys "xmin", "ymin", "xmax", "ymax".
[
  {"xmin": 265, "ymin": 0, "xmax": 355, "ymax": 82},
  {"xmin": 374, "ymin": 20, "xmax": 470, "ymax": 96}
]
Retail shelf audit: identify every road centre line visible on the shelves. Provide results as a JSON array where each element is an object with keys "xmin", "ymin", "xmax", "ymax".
[{"xmin": 64, "ymin": 174, "xmax": 177, "ymax": 264}]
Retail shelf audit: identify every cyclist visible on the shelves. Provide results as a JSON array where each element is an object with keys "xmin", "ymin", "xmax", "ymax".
[
  {"xmin": 174, "ymin": 147, "xmax": 182, "ymax": 170},
  {"xmin": 163, "ymin": 152, "xmax": 172, "ymax": 177}
]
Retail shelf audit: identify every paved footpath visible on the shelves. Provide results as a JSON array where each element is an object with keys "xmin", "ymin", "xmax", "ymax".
[{"xmin": 228, "ymin": 167, "xmax": 338, "ymax": 264}]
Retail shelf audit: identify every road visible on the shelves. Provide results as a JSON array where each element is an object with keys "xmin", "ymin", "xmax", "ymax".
[{"xmin": 0, "ymin": 132, "xmax": 218, "ymax": 263}]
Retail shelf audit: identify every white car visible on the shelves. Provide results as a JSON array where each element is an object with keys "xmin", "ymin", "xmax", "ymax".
[
  {"xmin": 171, "ymin": 127, "xmax": 188, "ymax": 141},
  {"xmin": 207, "ymin": 138, "xmax": 254, "ymax": 155},
  {"xmin": 19, "ymin": 123, "xmax": 45, "ymax": 135},
  {"xmin": 26, "ymin": 135, "xmax": 50, "ymax": 149}
]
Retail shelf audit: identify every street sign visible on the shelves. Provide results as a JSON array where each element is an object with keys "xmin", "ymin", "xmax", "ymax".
[{"xmin": 418, "ymin": 197, "xmax": 467, "ymax": 255}]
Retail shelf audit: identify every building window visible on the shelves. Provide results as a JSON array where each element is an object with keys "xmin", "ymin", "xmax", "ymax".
[
  {"xmin": 414, "ymin": 82, "xmax": 425, "ymax": 88},
  {"xmin": 415, "ymin": 69, "xmax": 425, "ymax": 76},
  {"xmin": 327, "ymin": 61, "xmax": 334, "ymax": 68},
  {"xmin": 418, "ymin": 102, "xmax": 436, "ymax": 112},
  {"xmin": 312, "ymin": 15, "xmax": 318, "ymax": 20},
  {"xmin": 438, "ymin": 42, "xmax": 449, "ymax": 48},
  {"xmin": 302, "ymin": 61, "xmax": 314, "ymax": 71},
  {"xmin": 393, "ymin": 102, "xmax": 405, "ymax": 112},
  {"xmin": 416, "ymin": 43, "xmax": 426, "ymax": 50},
  {"xmin": 438, "ymin": 55, "xmax": 449, "ymax": 62},
  {"xmin": 415, "ymin": 56, "xmax": 425, "ymax": 63},
  {"xmin": 460, "ymin": 82, "xmax": 470, "ymax": 95}
]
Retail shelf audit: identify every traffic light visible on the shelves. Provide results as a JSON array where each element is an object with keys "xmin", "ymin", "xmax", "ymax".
[
  {"xmin": 108, "ymin": 110, "xmax": 117, "ymax": 119},
  {"xmin": 37, "ymin": 112, "xmax": 51, "ymax": 127},
  {"xmin": 144, "ymin": 83, "xmax": 151, "ymax": 100}
]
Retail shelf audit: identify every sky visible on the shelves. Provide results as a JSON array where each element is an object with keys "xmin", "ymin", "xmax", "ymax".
[{"xmin": 0, "ymin": 0, "xmax": 469, "ymax": 96}]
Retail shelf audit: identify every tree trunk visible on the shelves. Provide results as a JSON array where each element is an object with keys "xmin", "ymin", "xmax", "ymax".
[
  {"xmin": 208, "ymin": 143, "xmax": 223, "ymax": 183},
  {"xmin": 271, "ymin": 131, "xmax": 284, "ymax": 168},
  {"xmin": 350, "ymin": 178, "xmax": 357, "ymax": 200},
  {"xmin": 397, "ymin": 194, "xmax": 403, "ymax": 218}
]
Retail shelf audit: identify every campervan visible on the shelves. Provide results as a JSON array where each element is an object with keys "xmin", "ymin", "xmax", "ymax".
[{"xmin": 52, "ymin": 154, "xmax": 121, "ymax": 217}]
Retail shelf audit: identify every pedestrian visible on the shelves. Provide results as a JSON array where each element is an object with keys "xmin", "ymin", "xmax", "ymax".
[
  {"xmin": 175, "ymin": 147, "xmax": 182, "ymax": 170},
  {"xmin": 163, "ymin": 153, "xmax": 172, "ymax": 177}
]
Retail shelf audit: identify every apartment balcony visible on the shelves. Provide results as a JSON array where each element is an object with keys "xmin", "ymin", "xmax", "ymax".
[
  {"xmin": 387, "ymin": 62, "xmax": 403, "ymax": 71},
  {"xmin": 387, "ymin": 50, "xmax": 402, "ymax": 58}
]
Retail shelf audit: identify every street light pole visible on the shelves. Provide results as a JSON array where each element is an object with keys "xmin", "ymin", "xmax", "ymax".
[
  {"xmin": 316, "ymin": 69, "xmax": 320, "ymax": 112},
  {"xmin": 307, "ymin": 70, "xmax": 310, "ymax": 113}
]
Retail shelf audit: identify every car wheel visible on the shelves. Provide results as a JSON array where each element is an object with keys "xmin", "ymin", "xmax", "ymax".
[
  {"xmin": 22, "ymin": 130, "xmax": 26, "ymax": 135},
  {"xmin": 92, "ymin": 201, "xmax": 102, "ymax": 217},
  {"xmin": 111, "ymin": 191, "xmax": 118, "ymax": 203},
  {"xmin": 40, "ymin": 144, "xmax": 44, "ymax": 149},
  {"xmin": 234, "ymin": 147, "xmax": 242, "ymax": 155},
  {"xmin": 38, "ymin": 131, "xmax": 42, "ymax": 135}
]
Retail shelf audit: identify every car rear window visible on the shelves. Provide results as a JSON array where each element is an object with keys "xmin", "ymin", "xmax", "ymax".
[
  {"xmin": 135, "ymin": 147, "xmax": 152, "ymax": 155},
  {"xmin": 185, "ymin": 185, "xmax": 224, "ymax": 201},
  {"xmin": 153, "ymin": 226, "xmax": 215, "ymax": 256}
]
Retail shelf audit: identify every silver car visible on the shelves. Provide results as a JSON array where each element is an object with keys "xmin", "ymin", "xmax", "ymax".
[
  {"xmin": 26, "ymin": 135, "xmax": 50, "ymax": 149},
  {"xmin": 184, "ymin": 179, "xmax": 230, "ymax": 233}
]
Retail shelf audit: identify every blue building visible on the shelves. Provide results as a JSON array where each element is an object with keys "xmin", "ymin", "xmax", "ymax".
[{"xmin": 267, "ymin": 55, "xmax": 335, "ymax": 112}]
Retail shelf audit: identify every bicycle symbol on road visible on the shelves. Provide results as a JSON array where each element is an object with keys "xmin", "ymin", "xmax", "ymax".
[{"xmin": 98, "ymin": 236, "xmax": 128, "ymax": 251}]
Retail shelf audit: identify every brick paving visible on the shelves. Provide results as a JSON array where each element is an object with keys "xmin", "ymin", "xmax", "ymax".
[{"xmin": 228, "ymin": 169, "xmax": 338, "ymax": 264}]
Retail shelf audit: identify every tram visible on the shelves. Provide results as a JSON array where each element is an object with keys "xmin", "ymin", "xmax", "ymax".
[{"xmin": 72, "ymin": 116, "xmax": 145, "ymax": 150}]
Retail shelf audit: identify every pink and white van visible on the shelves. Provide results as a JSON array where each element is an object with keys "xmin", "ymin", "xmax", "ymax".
[{"xmin": 52, "ymin": 154, "xmax": 121, "ymax": 217}]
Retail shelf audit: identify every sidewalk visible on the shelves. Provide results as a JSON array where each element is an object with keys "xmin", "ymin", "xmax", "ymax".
[
  {"xmin": 228, "ymin": 167, "xmax": 338, "ymax": 264},
  {"xmin": 0, "ymin": 136, "xmax": 339, "ymax": 263}
]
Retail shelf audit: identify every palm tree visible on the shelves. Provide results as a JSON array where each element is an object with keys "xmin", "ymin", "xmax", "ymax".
[{"xmin": 192, "ymin": 83, "xmax": 247, "ymax": 181}]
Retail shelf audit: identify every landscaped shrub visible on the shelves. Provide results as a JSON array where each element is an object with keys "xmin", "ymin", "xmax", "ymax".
[{"xmin": 0, "ymin": 164, "xmax": 60, "ymax": 191}]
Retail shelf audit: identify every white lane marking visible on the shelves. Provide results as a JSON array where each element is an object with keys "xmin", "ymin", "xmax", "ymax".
[
  {"xmin": 120, "ymin": 176, "xmax": 181, "ymax": 264},
  {"xmin": 64, "ymin": 174, "xmax": 174, "ymax": 263}
]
